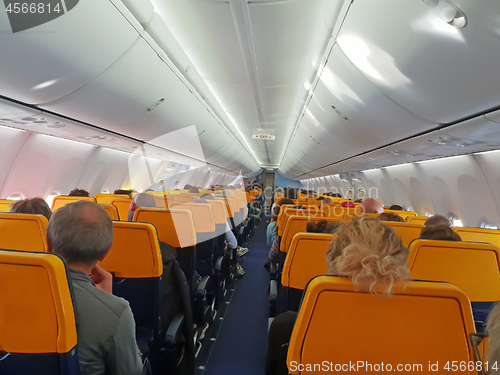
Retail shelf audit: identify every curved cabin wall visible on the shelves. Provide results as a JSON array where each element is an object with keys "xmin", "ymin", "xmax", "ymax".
[
  {"xmin": 0, "ymin": 126, "xmax": 238, "ymax": 200},
  {"xmin": 303, "ymin": 152, "xmax": 500, "ymax": 228}
]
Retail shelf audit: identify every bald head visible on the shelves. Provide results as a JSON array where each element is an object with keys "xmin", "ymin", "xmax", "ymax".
[
  {"xmin": 128, "ymin": 193, "xmax": 156, "ymax": 221},
  {"xmin": 362, "ymin": 198, "xmax": 383, "ymax": 214},
  {"xmin": 47, "ymin": 201, "xmax": 113, "ymax": 265}
]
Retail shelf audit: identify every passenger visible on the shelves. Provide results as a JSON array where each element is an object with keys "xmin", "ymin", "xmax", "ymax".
[
  {"xmin": 361, "ymin": 198, "xmax": 383, "ymax": 214},
  {"xmin": 183, "ymin": 184, "xmax": 192, "ymax": 190},
  {"xmin": 68, "ymin": 188, "xmax": 90, "ymax": 197},
  {"xmin": 306, "ymin": 219, "xmax": 342, "ymax": 234},
  {"xmin": 266, "ymin": 218, "xmax": 410, "ymax": 375},
  {"xmin": 378, "ymin": 212, "xmax": 405, "ymax": 222},
  {"xmin": 188, "ymin": 186, "xmax": 200, "ymax": 194},
  {"xmin": 46, "ymin": 201, "xmax": 145, "ymax": 375},
  {"xmin": 265, "ymin": 198, "xmax": 294, "ymax": 270},
  {"xmin": 325, "ymin": 218, "xmax": 411, "ymax": 293},
  {"xmin": 127, "ymin": 193, "xmax": 156, "ymax": 222},
  {"xmin": 419, "ymin": 225, "xmax": 461, "ymax": 241},
  {"xmin": 10, "ymin": 197, "xmax": 52, "ymax": 220},
  {"xmin": 284, "ymin": 187, "xmax": 296, "ymax": 199},
  {"xmin": 487, "ymin": 303, "xmax": 500, "ymax": 372},
  {"xmin": 114, "ymin": 189, "xmax": 133, "ymax": 198},
  {"xmin": 195, "ymin": 194, "xmax": 248, "ymax": 274},
  {"xmin": 317, "ymin": 197, "xmax": 334, "ymax": 208},
  {"xmin": 389, "ymin": 204, "xmax": 403, "ymax": 211},
  {"xmin": 424, "ymin": 214, "xmax": 452, "ymax": 227}
]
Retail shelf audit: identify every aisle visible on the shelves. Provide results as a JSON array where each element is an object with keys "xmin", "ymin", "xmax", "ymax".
[{"xmin": 200, "ymin": 218, "xmax": 270, "ymax": 375}]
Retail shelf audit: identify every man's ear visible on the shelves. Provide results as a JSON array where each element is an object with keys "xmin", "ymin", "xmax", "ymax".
[
  {"xmin": 98, "ymin": 245, "xmax": 112, "ymax": 262},
  {"xmin": 46, "ymin": 237, "xmax": 53, "ymax": 253}
]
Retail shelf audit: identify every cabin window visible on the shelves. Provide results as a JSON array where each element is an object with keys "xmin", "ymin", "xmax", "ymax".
[
  {"xmin": 45, "ymin": 192, "xmax": 59, "ymax": 208},
  {"xmin": 448, "ymin": 214, "xmax": 463, "ymax": 227},
  {"xmin": 7, "ymin": 193, "xmax": 24, "ymax": 201},
  {"xmin": 480, "ymin": 221, "xmax": 498, "ymax": 230}
]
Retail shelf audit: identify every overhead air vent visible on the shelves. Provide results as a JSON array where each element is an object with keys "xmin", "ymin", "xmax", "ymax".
[{"xmin": 422, "ymin": 0, "xmax": 467, "ymax": 28}]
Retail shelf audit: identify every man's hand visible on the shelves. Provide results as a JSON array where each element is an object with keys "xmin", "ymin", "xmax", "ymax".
[{"xmin": 90, "ymin": 265, "xmax": 113, "ymax": 294}]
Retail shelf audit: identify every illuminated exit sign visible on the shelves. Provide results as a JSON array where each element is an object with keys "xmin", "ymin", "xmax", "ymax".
[{"xmin": 252, "ymin": 134, "xmax": 275, "ymax": 140}]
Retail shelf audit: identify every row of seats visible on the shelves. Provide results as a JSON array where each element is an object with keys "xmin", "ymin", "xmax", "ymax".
[
  {"xmin": 0, "ymin": 188, "xmax": 261, "ymax": 375},
  {"xmin": 275, "ymin": 204, "xmax": 418, "ymax": 232}
]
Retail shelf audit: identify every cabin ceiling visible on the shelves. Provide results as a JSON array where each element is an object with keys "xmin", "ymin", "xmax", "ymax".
[{"xmin": 1, "ymin": 0, "xmax": 500, "ymax": 180}]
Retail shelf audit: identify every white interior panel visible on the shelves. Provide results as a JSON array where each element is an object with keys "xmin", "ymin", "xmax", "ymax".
[
  {"xmin": 40, "ymin": 34, "xmax": 259, "ymax": 175},
  {"xmin": 361, "ymin": 169, "xmax": 394, "ymax": 207},
  {"xmin": 359, "ymin": 155, "xmax": 500, "ymax": 227},
  {"xmin": 77, "ymin": 148, "xmax": 131, "ymax": 195},
  {"xmin": 0, "ymin": 127, "xmax": 31, "ymax": 197},
  {"xmin": 151, "ymin": 0, "xmax": 248, "ymax": 85},
  {"xmin": 1, "ymin": 134, "xmax": 96, "ymax": 199},
  {"xmin": 0, "ymin": 0, "xmax": 139, "ymax": 104},
  {"xmin": 472, "ymin": 150, "xmax": 500, "ymax": 227},
  {"xmin": 121, "ymin": 0, "xmax": 154, "ymax": 25},
  {"xmin": 248, "ymin": 0, "xmax": 340, "ymax": 87},
  {"xmin": 337, "ymin": 0, "xmax": 500, "ymax": 123},
  {"xmin": 42, "ymin": 36, "xmax": 203, "ymax": 142},
  {"xmin": 382, "ymin": 164, "xmax": 435, "ymax": 213},
  {"xmin": 280, "ymin": 44, "xmax": 438, "ymax": 179},
  {"xmin": 420, "ymin": 155, "xmax": 500, "ymax": 227}
]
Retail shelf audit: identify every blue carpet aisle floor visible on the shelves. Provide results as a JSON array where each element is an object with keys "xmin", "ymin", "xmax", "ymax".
[{"xmin": 197, "ymin": 217, "xmax": 270, "ymax": 375}]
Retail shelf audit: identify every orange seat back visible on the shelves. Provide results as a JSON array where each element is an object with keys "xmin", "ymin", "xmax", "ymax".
[
  {"xmin": 110, "ymin": 198, "xmax": 132, "ymax": 221},
  {"xmin": 453, "ymin": 226, "xmax": 500, "ymax": 249},
  {"xmin": 99, "ymin": 204, "xmax": 119, "ymax": 221},
  {"xmin": 0, "ymin": 250, "xmax": 77, "ymax": 354},
  {"xmin": 133, "ymin": 207, "xmax": 196, "ymax": 247},
  {"xmin": 343, "ymin": 212, "xmax": 380, "ymax": 221},
  {"xmin": 205, "ymin": 200, "xmax": 227, "ymax": 225},
  {"xmin": 0, "ymin": 199, "xmax": 15, "ymax": 213},
  {"xmin": 383, "ymin": 209, "xmax": 418, "ymax": 220},
  {"xmin": 170, "ymin": 202, "xmax": 215, "ymax": 233},
  {"xmin": 406, "ymin": 215, "xmax": 431, "ymax": 224},
  {"xmin": 0, "ymin": 213, "xmax": 48, "ymax": 252},
  {"xmin": 281, "ymin": 216, "xmax": 343, "ymax": 254},
  {"xmin": 278, "ymin": 207, "xmax": 322, "ymax": 237},
  {"xmin": 408, "ymin": 239, "xmax": 500, "ymax": 302},
  {"xmin": 282, "ymin": 233, "xmax": 331, "ymax": 289},
  {"xmin": 288, "ymin": 276, "xmax": 475, "ymax": 374},
  {"xmin": 51, "ymin": 196, "xmax": 95, "ymax": 211},
  {"xmin": 94, "ymin": 193, "xmax": 130, "ymax": 204},
  {"xmin": 100, "ymin": 222, "xmax": 162, "ymax": 278},
  {"xmin": 383, "ymin": 221, "xmax": 425, "ymax": 248}
]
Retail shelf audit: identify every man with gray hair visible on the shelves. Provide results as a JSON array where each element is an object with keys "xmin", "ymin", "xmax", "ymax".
[{"xmin": 47, "ymin": 201, "xmax": 144, "ymax": 375}]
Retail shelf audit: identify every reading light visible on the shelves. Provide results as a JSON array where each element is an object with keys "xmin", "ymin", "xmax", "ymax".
[{"xmin": 422, "ymin": 0, "xmax": 467, "ymax": 28}]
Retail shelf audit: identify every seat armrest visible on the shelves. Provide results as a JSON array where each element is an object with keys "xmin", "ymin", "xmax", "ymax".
[
  {"xmin": 164, "ymin": 313, "xmax": 185, "ymax": 346},
  {"xmin": 270, "ymin": 261, "xmax": 278, "ymax": 280},
  {"xmin": 196, "ymin": 275, "xmax": 211, "ymax": 300},
  {"xmin": 269, "ymin": 280, "xmax": 278, "ymax": 317},
  {"xmin": 214, "ymin": 256, "xmax": 223, "ymax": 274}
]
